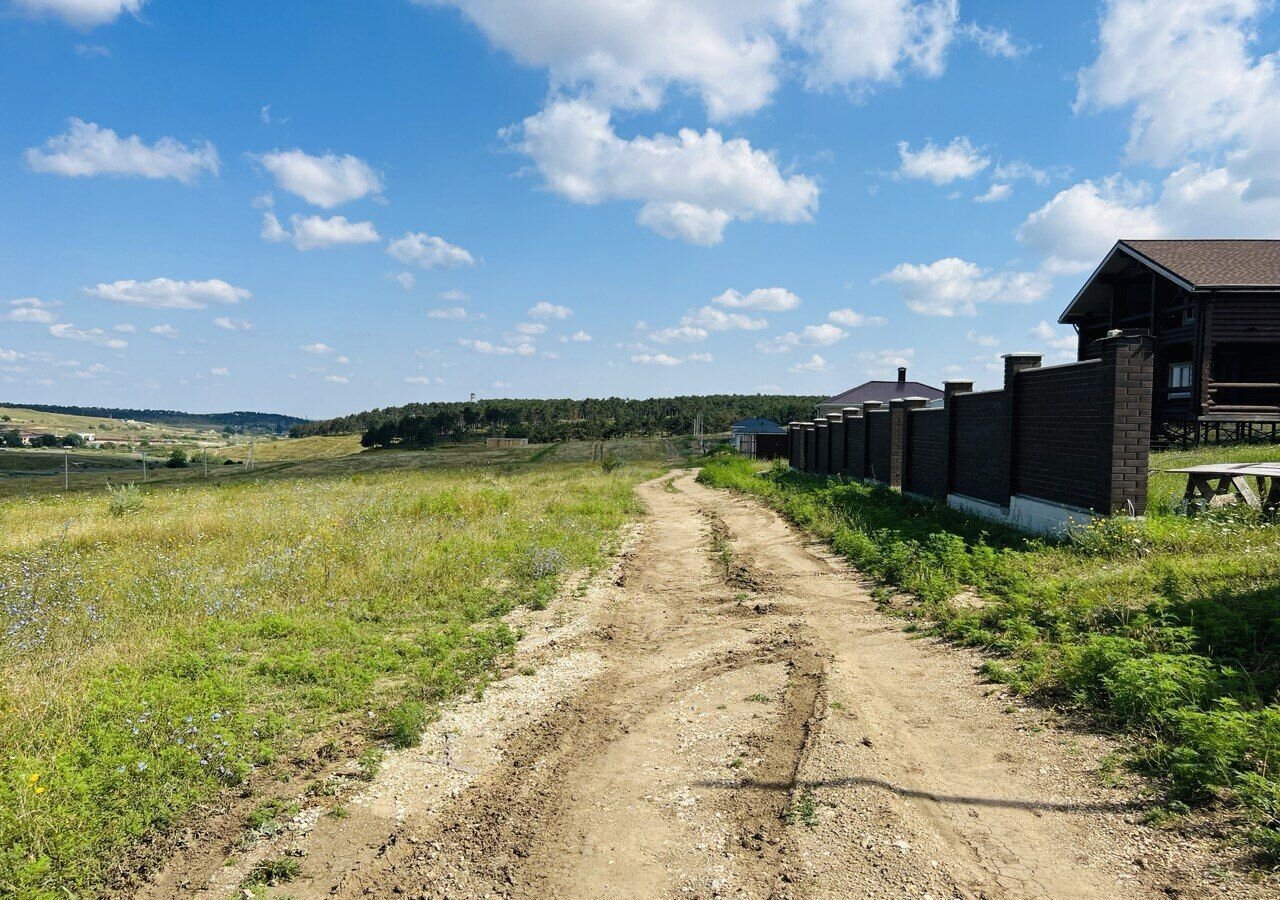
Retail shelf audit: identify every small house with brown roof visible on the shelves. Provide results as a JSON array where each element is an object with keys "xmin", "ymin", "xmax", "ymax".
[
  {"xmin": 815, "ymin": 367, "xmax": 943, "ymax": 418},
  {"xmin": 1059, "ymin": 239, "xmax": 1280, "ymax": 444}
]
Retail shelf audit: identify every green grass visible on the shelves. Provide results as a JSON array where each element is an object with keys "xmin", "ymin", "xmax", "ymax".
[
  {"xmin": 698, "ymin": 449, "xmax": 1280, "ymax": 862},
  {"xmin": 0, "ymin": 443, "xmax": 664, "ymax": 899}
]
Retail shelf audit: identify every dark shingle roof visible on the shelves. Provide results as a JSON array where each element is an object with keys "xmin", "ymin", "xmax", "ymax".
[
  {"xmin": 1121, "ymin": 239, "xmax": 1280, "ymax": 289},
  {"xmin": 820, "ymin": 380, "xmax": 943, "ymax": 407},
  {"xmin": 731, "ymin": 417, "xmax": 785, "ymax": 433}
]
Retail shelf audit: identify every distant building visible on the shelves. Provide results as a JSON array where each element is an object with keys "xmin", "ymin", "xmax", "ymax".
[
  {"xmin": 815, "ymin": 367, "xmax": 943, "ymax": 417},
  {"xmin": 731, "ymin": 417, "xmax": 787, "ymax": 458},
  {"xmin": 486, "ymin": 437, "xmax": 529, "ymax": 448}
]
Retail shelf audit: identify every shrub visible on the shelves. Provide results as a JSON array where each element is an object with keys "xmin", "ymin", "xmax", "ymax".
[
  {"xmin": 106, "ymin": 483, "xmax": 144, "ymax": 517},
  {"xmin": 599, "ymin": 451, "xmax": 622, "ymax": 473},
  {"xmin": 165, "ymin": 447, "xmax": 189, "ymax": 468},
  {"xmin": 381, "ymin": 700, "xmax": 429, "ymax": 749}
]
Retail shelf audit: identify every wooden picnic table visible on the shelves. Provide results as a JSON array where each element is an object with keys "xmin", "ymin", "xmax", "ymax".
[{"xmin": 1168, "ymin": 463, "xmax": 1280, "ymax": 512}]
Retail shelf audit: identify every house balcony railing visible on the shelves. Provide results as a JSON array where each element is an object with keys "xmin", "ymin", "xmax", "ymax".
[{"xmin": 1205, "ymin": 382, "xmax": 1280, "ymax": 419}]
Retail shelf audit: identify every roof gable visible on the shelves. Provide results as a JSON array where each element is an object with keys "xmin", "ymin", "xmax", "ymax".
[{"xmin": 821, "ymin": 380, "xmax": 943, "ymax": 406}]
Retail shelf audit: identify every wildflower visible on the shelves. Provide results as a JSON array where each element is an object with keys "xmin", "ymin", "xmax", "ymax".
[{"xmin": 26, "ymin": 773, "xmax": 39, "ymax": 786}]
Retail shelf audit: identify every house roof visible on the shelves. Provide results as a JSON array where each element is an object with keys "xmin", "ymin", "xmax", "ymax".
[
  {"xmin": 731, "ymin": 417, "xmax": 785, "ymax": 433},
  {"xmin": 1122, "ymin": 240, "xmax": 1280, "ymax": 290},
  {"xmin": 819, "ymin": 380, "xmax": 943, "ymax": 407},
  {"xmin": 1061, "ymin": 239, "xmax": 1280, "ymax": 323}
]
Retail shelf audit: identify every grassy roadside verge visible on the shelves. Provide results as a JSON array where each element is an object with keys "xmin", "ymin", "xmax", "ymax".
[
  {"xmin": 1, "ymin": 456, "xmax": 657, "ymax": 899},
  {"xmin": 698, "ymin": 453, "xmax": 1280, "ymax": 864}
]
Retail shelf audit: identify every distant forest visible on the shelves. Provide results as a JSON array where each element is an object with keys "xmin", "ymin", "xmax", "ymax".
[
  {"xmin": 4, "ymin": 403, "xmax": 308, "ymax": 433},
  {"xmin": 292, "ymin": 396, "xmax": 820, "ymax": 447}
]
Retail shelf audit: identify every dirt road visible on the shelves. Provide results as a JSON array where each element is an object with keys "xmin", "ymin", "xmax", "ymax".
[{"xmin": 141, "ymin": 471, "xmax": 1260, "ymax": 899}]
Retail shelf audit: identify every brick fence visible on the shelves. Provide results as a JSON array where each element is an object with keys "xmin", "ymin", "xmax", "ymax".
[{"xmin": 786, "ymin": 333, "xmax": 1155, "ymax": 534}]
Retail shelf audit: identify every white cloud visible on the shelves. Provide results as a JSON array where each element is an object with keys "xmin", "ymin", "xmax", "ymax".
[
  {"xmin": 460, "ymin": 339, "xmax": 534, "ymax": 356},
  {"xmin": 387, "ymin": 232, "xmax": 476, "ymax": 269},
  {"xmin": 789, "ymin": 353, "xmax": 829, "ymax": 373},
  {"xmin": 5, "ymin": 298, "xmax": 58, "ymax": 324},
  {"xmin": 1016, "ymin": 176, "xmax": 1166, "ymax": 273},
  {"xmin": 876, "ymin": 257, "xmax": 1050, "ymax": 317},
  {"xmin": 528, "ymin": 301, "xmax": 572, "ymax": 319},
  {"xmin": 966, "ymin": 330, "xmax": 999, "ymax": 347},
  {"xmin": 301, "ymin": 342, "xmax": 334, "ymax": 355},
  {"xmin": 324, "ymin": 374, "xmax": 350, "ymax": 384},
  {"xmin": 974, "ymin": 182, "xmax": 1011, "ymax": 203},
  {"xmin": 148, "ymin": 324, "xmax": 177, "ymax": 338},
  {"xmin": 760, "ymin": 322, "xmax": 848, "ymax": 353},
  {"xmin": 210, "ymin": 367, "xmax": 229, "ymax": 376},
  {"xmin": 260, "ymin": 212, "xmax": 289, "ymax": 243},
  {"xmin": 0, "ymin": 349, "xmax": 24, "ymax": 363},
  {"xmin": 514, "ymin": 322, "xmax": 546, "ymax": 335},
  {"xmin": 25, "ymin": 119, "xmax": 218, "ymax": 183},
  {"xmin": 800, "ymin": 0, "xmax": 960, "ymax": 93},
  {"xmin": 827, "ymin": 308, "xmax": 887, "ymax": 327},
  {"xmin": 713, "ymin": 287, "xmax": 801, "ymax": 312},
  {"xmin": 213, "ymin": 317, "xmax": 252, "ymax": 331},
  {"xmin": 571, "ymin": 330, "xmax": 593, "ymax": 342},
  {"xmin": 632, "ymin": 352, "xmax": 684, "ymax": 366},
  {"xmin": 49, "ymin": 322, "xmax": 127, "ymax": 349},
  {"xmin": 1030, "ymin": 320, "xmax": 1077, "ymax": 352},
  {"xmin": 113, "ymin": 323, "xmax": 135, "ymax": 333},
  {"xmin": 897, "ymin": 136, "xmax": 989, "ymax": 184},
  {"xmin": 512, "ymin": 99, "xmax": 818, "ymax": 245},
  {"xmin": 257, "ymin": 150, "xmax": 384, "ymax": 208},
  {"xmin": 687, "ymin": 352, "xmax": 714, "ymax": 363},
  {"xmin": 426, "ymin": 307, "xmax": 475, "ymax": 320},
  {"xmin": 14, "ymin": 0, "xmax": 145, "ymax": 28},
  {"xmin": 651, "ymin": 325, "xmax": 708, "ymax": 344},
  {"xmin": 859, "ymin": 347, "xmax": 915, "ymax": 370},
  {"xmin": 440, "ymin": 289, "xmax": 469, "ymax": 303},
  {"xmin": 84, "ymin": 277, "xmax": 250, "ymax": 310},
  {"xmin": 288, "ymin": 214, "xmax": 380, "ymax": 251},
  {"xmin": 405, "ymin": 375, "xmax": 444, "ymax": 385},
  {"xmin": 959, "ymin": 22, "xmax": 1026, "ymax": 58},
  {"xmin": 683, "ymin": 306, "xmax": 767, "ymax": 331},
  {"xmin": 992, "ymin": 159, "xmax": 1064, "ymax": 186},
  {"xmin": 391, "ymin": 271, "xmax": 416, "ymax": 291}
]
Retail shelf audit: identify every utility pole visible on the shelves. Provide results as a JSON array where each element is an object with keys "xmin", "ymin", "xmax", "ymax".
[
  {"xmin": 141, "ymin": 452, "xmax": 148, "ymax": 483},
  {"xmin": 247, "ymin": 436, "xmax": 255, "ymax": 471},
  {"xmin": 64, "ymin": 451, "xmax": 69, "ymax": 490},
  {"xmin": 694, "ymin": 413, "xmax": 704, "ymax": 456},
  {"xmin": 203, "ymin": 451, "xmax": 209, "ymax": 478}
]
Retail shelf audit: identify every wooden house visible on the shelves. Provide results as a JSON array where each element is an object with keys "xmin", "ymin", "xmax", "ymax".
[{"xmin": 1058, "ymin": 239, "xmax": 1280, "ymax": 446}]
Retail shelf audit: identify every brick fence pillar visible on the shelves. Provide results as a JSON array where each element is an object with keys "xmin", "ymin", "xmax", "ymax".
[
  {"xmin": 942, "ymin": 381, "xmax": 973, "ymax": 495},
  {"xmin": 840, "ymin": 407, "xmax": 861, "ymax": 476},
  {"xmin": 1003, "ymin": 353, "xmax": 1042, "ymax": 502},
  {"xmin": 1100, "ymin": 333, "xmax": 1155, "ymax": 515},
  {"xmin": 894, "ymin": 397, "xmax": 930, "ymax": 491}
]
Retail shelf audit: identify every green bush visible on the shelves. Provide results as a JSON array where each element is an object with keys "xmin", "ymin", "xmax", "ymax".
[{"xmin": 106, "ymin": 483, "xmax": 144, "ymax": 517}]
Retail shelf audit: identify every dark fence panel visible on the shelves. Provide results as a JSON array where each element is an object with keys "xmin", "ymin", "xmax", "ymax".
[
  {"xmin": 950, "ymin": 390, "xmax": 1010, "ymax": 505},
  {"xmin": 1013, "ymin": 361, "xmax": 1109, "ymax": 509},
  {"xmin": 829, "ymin": 421, "xmax": 846, "ymax": 474},
  {"xmin": 905, "ymin": 407, "xmax": 948, "ymax": 499},
  {"xmin": 804, "ymin": 428, "xmax": 816, "ymax": 474},
  {"xmin": 846, "ymin": 417, "xmax": 866, "ymax": 478},
  {"xmin": 755, "ymin": 432, "xmax": 789, "ymax": 461},
  {"xmin": 866, "ymin": 410, "xmax": 892, "ymax": 482},
  {"xmin": 815, "ymin": 424, "xmax": 829, "ymax": 475}
]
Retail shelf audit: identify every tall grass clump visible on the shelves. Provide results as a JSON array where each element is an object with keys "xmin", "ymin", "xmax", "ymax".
[
  {"xmin": 699, "ymin": 452, "xmax": 1280, "ymax": 861},
  {"xmin": 0, "ymin": 459, "xmax": 650, "ymax": 899}
]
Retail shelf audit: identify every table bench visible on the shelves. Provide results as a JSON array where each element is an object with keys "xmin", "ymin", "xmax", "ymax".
[{"xmin": 1168, "ymin": 463, "xmax": 1280, "ymax": 512}]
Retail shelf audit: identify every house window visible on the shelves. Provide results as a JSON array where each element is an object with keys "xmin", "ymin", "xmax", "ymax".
[{"xmin": 1169, "ymin": 362, "xmax": 1193, "ymax": 390}]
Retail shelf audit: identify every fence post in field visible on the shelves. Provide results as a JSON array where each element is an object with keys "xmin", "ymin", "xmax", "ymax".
[
  {"xmin": 892, "ymin": 397, "xmax": 930, "ymax": 491},
  {"xmin": 1099, "ymin": 332, "xmax": 1156, "ymax": 515},
  {"xmin": 1003, "ymin": 352, "xmax": 1042, "ymax": 502},
  {"xmin": 840, "ymin": 407, "xmax": 861, "ymax": 476},
  {"xmin": 942, "ymin": 381, "xmax": 973, "ymax": 495}
]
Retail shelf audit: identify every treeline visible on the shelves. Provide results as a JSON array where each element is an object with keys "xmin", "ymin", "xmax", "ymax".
[
  {"xmin": 292, "ymin": 396, "xmax": 820, "ymax": 447},
  {"xmin": 3, "ymin": 403, "xmax": 307, "ymax": 433}
]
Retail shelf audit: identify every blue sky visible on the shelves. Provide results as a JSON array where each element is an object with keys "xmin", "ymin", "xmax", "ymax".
[{"xmin": 3, "ymin": 0, "xmax": 1280, "ymax": 418}]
